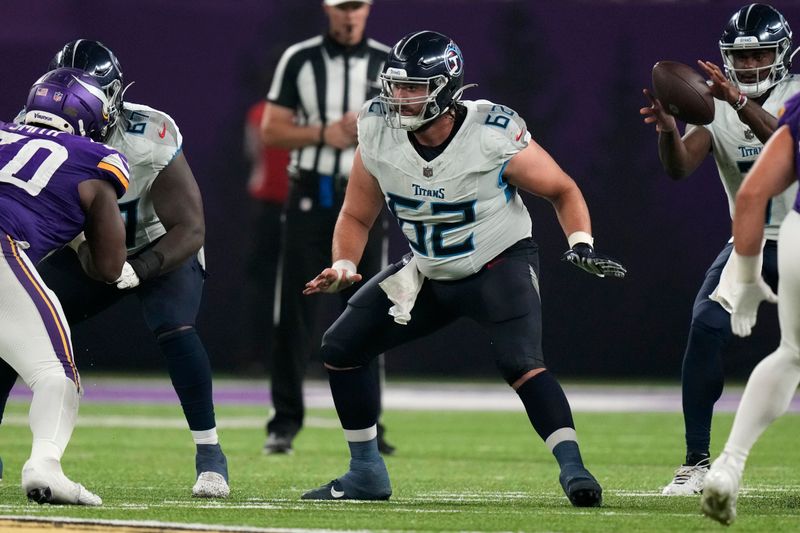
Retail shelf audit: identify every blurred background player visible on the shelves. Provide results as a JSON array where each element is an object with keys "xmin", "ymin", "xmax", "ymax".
[
  {"xmin": 702, "ymin": 90, "xmax": 800, "ymax": 526},
  {"xmin": 0, "ymin": 39, "xmax": 229, "ymax": 498},
  {"xmin": 241, "ymin": 100, "xmax": 288, "ymax": 369},
  {"xmin": 0, "ymin": 68, "xmax": 129, "ymax": 505},
  {"xmin": 260, "ymin": 0, "xmax": 394, "ymax": 455},
  {"xmin": 301, "ymin": 30, "xmax": 625, "ymax": 506},
  {"xmin": 640, "ymin": 3, "xmax": 800, "ymax": 496}
]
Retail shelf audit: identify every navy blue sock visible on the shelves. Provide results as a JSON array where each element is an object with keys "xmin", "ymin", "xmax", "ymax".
[
  {"xmin": 515, "ymin": 371, "xmax": 575, "ymax": 442},
  {"xmin": 195, "ymin": 443, "xmax": 228, "ymax": 480},
  {"xmin": 327, "ymin": 365, "xmax": 380, "ymax": 430},
  {"xmin": 552, "ymin": 440, "xmax": 584, "ymax": 470},
  {"xmin": 681, "ymin": 322, "xmax": 726, "ymax": 456},
  {"xmin": 158, "ymin": 328, "xmax": 216, "ymax": 431},
  {"xmin": 347, "ymin": 439, "xmax": 382, "ymax": 466}
]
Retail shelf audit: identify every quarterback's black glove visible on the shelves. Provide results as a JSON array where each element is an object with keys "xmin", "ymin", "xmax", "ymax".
[{"xmin": 561, "ymin": 243, "xmax": 627, "ymax": 278}]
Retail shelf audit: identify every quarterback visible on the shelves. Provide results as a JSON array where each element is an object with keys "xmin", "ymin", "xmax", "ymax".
[{"xmin": 640, "ymin": 3, "xmax": 800, "ymax": 496}]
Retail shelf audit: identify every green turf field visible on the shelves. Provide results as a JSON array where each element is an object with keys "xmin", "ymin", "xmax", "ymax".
[{"xmin": 0, "ymin": 399, "xmax": 798, "ymax": 532}]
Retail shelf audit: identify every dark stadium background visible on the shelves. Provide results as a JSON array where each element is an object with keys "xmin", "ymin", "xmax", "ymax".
[{"xmin": 0, "ymin": 0, "xmax": 795, "ymax": 381}]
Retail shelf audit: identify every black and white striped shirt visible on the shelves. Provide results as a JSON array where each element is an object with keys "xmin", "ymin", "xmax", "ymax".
[{"xmin": 267, "ymin": 34, "xmax": 390, "ymax": 178}]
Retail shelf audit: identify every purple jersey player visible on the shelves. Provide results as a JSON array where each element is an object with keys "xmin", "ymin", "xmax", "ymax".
[
  {"xmin": 0, "ymin": 122, "xmax": 129, "ymax": 263},
  {"xmin": 0, "ymin": 68, "xmax": 128, "ymax": 506},
  {"xmin": 703, "ymin": 90, "xmax": 800, "ymax": 524}
]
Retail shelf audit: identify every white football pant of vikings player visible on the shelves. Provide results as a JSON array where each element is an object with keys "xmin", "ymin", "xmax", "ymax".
[
  {"xmin": 0, "ymin": 241, "xmax": 101, "ymax": 506},
  {"xmin": 703, "ymin": 211, "xmax": 800, "ymax": 525}
]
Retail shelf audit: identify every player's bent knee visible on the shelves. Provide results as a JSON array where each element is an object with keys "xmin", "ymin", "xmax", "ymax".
[
  {"xmin": 497, "ymin": 353, "xmax": 545, "ymax": 386},
  {"xmin": 319, "ymin": 335, "xmax": 366, "ymax": 368},
  {"xmin": 509, "ymin": 368, "xmax": 547, "ymax": 389},
  {"xmin": 26, "ymin": 365, "xmax": 78, "ymax": 391}
]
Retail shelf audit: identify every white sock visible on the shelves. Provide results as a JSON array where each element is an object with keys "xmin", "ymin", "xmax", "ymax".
[
  {"xmin": 725, "ymin": 343, "xmax": 800, "ymax": 465},
  {"xmin": 28, "ymin": 374, "xmax": 79, "ymax": 463},
  {"xmin": 192, "ymin": 428, "xmax": 219, "ymax": 445},
  {"xmin": 343, "ymin": 425, "xmax": 377, "ymax": 442}
]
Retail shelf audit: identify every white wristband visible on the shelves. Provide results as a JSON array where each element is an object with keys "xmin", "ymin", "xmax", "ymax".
[
  {"xmin": 331, "ymin": 259, "xmax": 357, "ymax": 276},
  {"xmin": 733, "ymin": 250, "xmax": 759, "ymax": 283},
  {"xmin": 567, "ymin": 231, "xmax": 594, "ymax": 249}
]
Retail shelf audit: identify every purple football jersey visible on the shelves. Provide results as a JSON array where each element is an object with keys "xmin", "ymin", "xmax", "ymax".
[
  {"xmin": 777, "ymin": 93, "xmax": 800, "ymax": 214},
  {"xmin": 0, "ymin": 121, "xmax": 129, "ymax": 263}
]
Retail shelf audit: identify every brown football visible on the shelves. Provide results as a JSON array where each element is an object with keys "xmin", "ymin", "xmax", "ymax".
[{"xmin": 651, "ymin": 61, "xmax": 715, "ymax": 125}]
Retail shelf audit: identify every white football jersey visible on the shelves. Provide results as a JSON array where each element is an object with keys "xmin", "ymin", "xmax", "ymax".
[
  {"xmin": 358, "ymin": 99, "xmax": 533, "ymax": 280},
  {"xmin": 687, "ymin": 75, "xmax": 800, "ymax": 240},
  {"xmin": 105, "ymin": 102, "xmax": 182, "ymax": 253}
]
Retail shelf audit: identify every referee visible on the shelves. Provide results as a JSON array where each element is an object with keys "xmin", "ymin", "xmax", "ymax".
[{"xmin": 260, "ymin": 0, "xmax": 393, "ymax": 455}]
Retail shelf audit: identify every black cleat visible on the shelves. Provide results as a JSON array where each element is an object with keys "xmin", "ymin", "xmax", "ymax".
[
  {"xmin": 559, "ymin": 466, "xmax": 603, "ymax": 507},
  {"xmin": 27, "ymin": 486, "xmax": 53, "ymax": 504},
  {"xmin": 263, "ymin": 433, "xmax": 293, "ymax": 455},
  {"xmin": 301, "ymin": 478, "xmax": 391, "ymax": 501}
]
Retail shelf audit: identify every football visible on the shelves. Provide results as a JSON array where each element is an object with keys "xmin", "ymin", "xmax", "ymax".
[{"xmin": 651, "ymin": 61, "xmax": 714, "ymax": 125}]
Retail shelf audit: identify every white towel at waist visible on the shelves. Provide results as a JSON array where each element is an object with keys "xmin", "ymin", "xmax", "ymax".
[
  {"xmin": 378, "ymin": 256, "xmax": 425, "ymax": 325},
  {"xmin": 709, "ymin": 239, "xmax": 766, "ymax": 313}
]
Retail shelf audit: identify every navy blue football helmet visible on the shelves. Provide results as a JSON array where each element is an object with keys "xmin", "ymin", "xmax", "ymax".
[
  {"xmin": 719, "ymin": 3, "xmax": 796, "ymax": 97},
  {"xmin": 379, "ymin": 31, "xmax": 465, "ymax": 130},
  {"xmin": 24, "ymin": 67, "xmax": 111, "ymax": 140},
  {"xmin": 49, "ymin": 40, "xmax": 125, "ymax": 130}
]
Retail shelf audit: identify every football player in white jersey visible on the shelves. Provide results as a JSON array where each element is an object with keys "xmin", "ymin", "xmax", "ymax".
[
  {"xmin": 0, "ymin": 40, "xmax": 229, "ymax": 498},
  {"xmin": 640, "ymin": 3, "xmax": 800, "ymax": 496},
  {"xmin": 300, "ymin": 30, "xmax": 625, "ymax": 506}
]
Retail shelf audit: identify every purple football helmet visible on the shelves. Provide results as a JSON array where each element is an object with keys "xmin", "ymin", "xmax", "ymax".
[{"xmin": 23, "ymin": 67, "xmax": 111, "ymax": 140}]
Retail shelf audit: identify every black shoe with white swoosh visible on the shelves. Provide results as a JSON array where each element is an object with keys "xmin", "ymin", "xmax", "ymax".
[{"xmin": 301, "ymin": 478, "xmax": 391, "ymax": 501}]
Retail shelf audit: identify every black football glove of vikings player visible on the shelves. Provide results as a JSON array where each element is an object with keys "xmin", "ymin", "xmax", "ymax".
[{"xmin": 561, "ymin": 243, "xmax": 627, "ymax": 278}]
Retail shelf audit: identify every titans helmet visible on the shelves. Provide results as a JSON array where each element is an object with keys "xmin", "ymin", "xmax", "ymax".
[
  {"xmin": 24, "ymin": 67, "xmax": 112, "ymax": 140},
  {"xmin": 719, "ymin": 3, "xmax": 795, "ymax": 97},
  {"xmin": 379, "ymin": 30, "xmax": 465, "ymax": 130},
  {"xmin": 49, "ymin": 39, "xmax": 124, "ymax": 130}
]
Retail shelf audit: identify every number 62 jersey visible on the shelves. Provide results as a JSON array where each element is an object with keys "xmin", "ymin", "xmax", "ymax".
[
  {"xmin": 0, "ymin": 122, "xmax": 129, "ymax": 263},
  {"xmin": 358, "ymin": 98, "xmax": 533, "ymax": 281}
]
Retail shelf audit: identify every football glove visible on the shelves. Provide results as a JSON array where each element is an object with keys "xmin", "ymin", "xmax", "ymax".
[
  {"xmin": 115, "ymin": 262, "xmax": 141, "ymax": 289},
  {"xmin": 561, "ymin": 243, "xmax": 627, "ymax": 278},
  {"xmin": 730, "ymin": 278, "xmax": 778, "ymax": 337}
]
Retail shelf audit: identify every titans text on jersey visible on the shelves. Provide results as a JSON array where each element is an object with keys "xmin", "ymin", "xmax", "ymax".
[{"xmin": 359, "ymin": 98, "xmax": 532, "ymax": 280}]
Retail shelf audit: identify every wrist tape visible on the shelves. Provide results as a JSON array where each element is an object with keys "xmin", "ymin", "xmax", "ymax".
[{"xmin": 129, "ymin": 249, "xmax": 165, "ymax": 281}]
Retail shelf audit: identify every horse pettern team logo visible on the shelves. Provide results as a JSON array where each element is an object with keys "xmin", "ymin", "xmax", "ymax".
[{"xmin": 444, "ymin": 43, "xmax": 463, "ymax": 77}]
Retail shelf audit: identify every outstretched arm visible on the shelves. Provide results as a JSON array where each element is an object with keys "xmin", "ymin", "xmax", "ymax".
[
  {"xmin": 505, "ymin": 140, "xmax": 625, "ymax": 278},
  {"xmin": 304, "ymin": 148, "xmax": 385, "ymax": 294}
]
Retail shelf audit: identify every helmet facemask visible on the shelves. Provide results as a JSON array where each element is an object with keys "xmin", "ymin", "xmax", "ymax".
[
  {"xmin": 379, "ymin": 69, "xmax": 450, "ymax": 131},
  {"xmin": 720, "ymin": 37, "xmax": 794, "ymax": 97}
]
